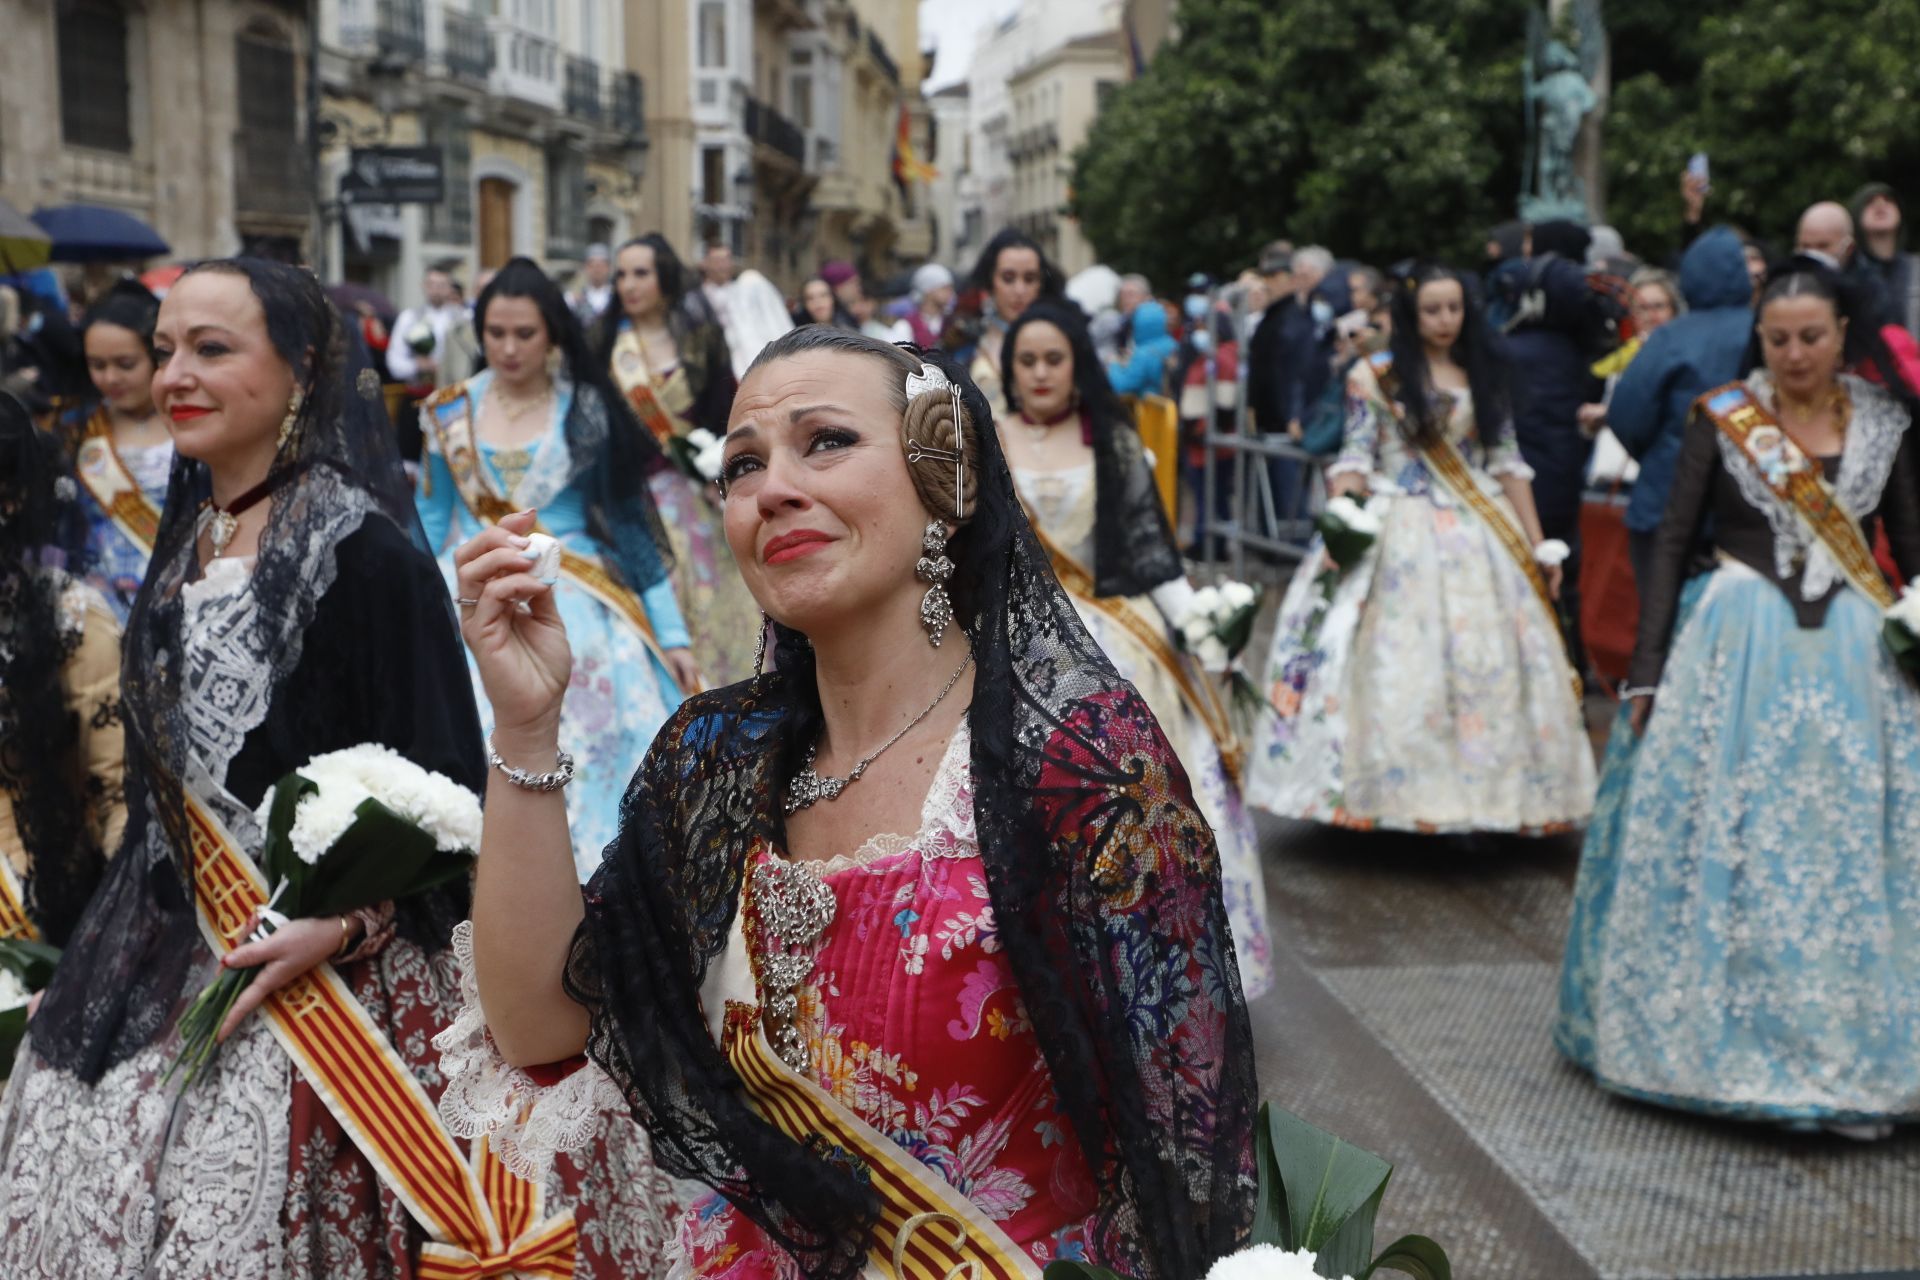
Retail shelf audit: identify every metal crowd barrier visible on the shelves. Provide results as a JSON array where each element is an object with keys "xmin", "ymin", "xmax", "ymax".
[{"xmin": 1191, "ymin": 293, "xmax": 1322, "ymax": 582}]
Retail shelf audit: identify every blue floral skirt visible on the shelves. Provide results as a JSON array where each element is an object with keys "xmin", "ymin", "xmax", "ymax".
[{"xmin": 1557, "ymin": 564, "xmax": 1920, "ymax": 1123}]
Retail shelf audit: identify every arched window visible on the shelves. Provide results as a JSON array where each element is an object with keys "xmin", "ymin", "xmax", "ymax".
[{"xmin": 58, "ymin": 0, "xmax": 132, "ymax": 153}]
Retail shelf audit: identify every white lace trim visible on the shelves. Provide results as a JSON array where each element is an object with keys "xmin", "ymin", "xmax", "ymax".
[
  {"xmin": 433, "ymin": 920, "xmax": 630, "ymax": 1183},
  {"xmin": 1715, "ymin": 372, "xmax": 1908, "ymax": 600},
  {"xmin": 810, "ymin": 721, "xmax": 975, "ymax": 876},
  {"xmin": 1011, "ymin": 464, "xmax": 1097, "ymax": 566}
]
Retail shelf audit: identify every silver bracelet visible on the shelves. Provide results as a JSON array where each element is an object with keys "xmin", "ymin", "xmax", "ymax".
[
  {"xmin": 486, "ymin": 735, "xmax": 575, "ymax": 792},
  {"xmin": 1617, "ymin": 685, "xmax": 1659, "ymax": 701}
]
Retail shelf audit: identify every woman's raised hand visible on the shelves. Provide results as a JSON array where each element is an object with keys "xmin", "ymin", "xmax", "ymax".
[{"xmin": 454, "ymin": 509, "xmax": 572, "ymax": 743}]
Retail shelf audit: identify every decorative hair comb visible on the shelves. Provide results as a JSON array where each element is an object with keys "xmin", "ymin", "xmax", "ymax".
[{"xmin": 902, "ymin": 363, "xmax": 968, "ymax": 520}]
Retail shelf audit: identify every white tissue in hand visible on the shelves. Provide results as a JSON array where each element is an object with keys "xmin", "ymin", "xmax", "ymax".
[{"xmin": 525, "ymin": 532, "xmax": 562, "ymax": 584}]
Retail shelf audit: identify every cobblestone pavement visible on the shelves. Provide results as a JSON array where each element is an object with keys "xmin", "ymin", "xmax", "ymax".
[{"xmin": 1245, "ymin": 812, "xmax": 1920, "ymax": 1280}]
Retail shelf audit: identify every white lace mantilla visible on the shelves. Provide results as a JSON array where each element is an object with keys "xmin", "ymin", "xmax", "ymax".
[
  {"xmin": 812, "ymin": 720, "xmax": 974, "ymax": 875},
  {"xmin": 1713, "ymin": 371, "xmax": 1907, "ymax": 600},
  {"xmin": 433, "ymin": 920, "xmax": 630, "ymax": 1183}
]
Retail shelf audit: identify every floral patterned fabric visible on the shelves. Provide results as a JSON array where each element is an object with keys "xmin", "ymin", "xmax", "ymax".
[
  {"xmin": 417, "ymin": 370, "xmax": 689, "ymax": 880},
  {"xmin": 649, "ymin": 469, "xmax": 764, "ymax": 690},
  {"xmin": 672, "ymin": 724, "xmax": 1102, "ymax": 1276},
  {"xmin": 76, "ymin": 434, "xmax": 172, "ymax": 624},
  {"xmin": 1012, "ymin": 463, "xmax": 1272, "ymax": 998},
  {"xmin": 1558, "ymin": 562, "xmax": 1920, "ymax": 1122},
  {"xmin": 1248, "ymin": 360, "xmax": 1594, "ymax": 832}
]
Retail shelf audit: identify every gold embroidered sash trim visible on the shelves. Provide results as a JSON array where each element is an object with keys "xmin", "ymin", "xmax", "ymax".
[
  {"xmin": 1363, "ymin": 355, "xmax": 1581, "ymax": 706},
  {"xmin": 73, "ymin": 409, "xmax": 161, "ymax": 554},
  {"xmin": 609, "ymin": 328, "xmax": 680, "ymax": 446},
  {"xmin": 1697, "ymin": 382, "xmax": 1894, "ymax": 609},
  {"xmin": 181, "ymin": 787, "xmax": 576, "ymax": 1277},
  {"xmin": 721, "ymin": 1003, "xmax": 1041, "ymax": 1280},
  {"xmin": 424, "ymin": 386, "xmax": 677, "ymax": 678},
  {"xmin": 1029, "ymin": 521, "xmax": 1243, "ymax": 782},
  {"xmin": 0, "ymin": 852, "xmax": 39, "ymax": 941}
]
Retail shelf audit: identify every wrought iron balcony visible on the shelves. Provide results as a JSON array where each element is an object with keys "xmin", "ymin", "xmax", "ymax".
[
  {"xmin": 375, "ymin": 0, "xmax": 426, "ymax": 61},
  {"xmin": 565, "ymin": 55, "xmax": 602, "ymax": 122},
  {"xmin": 865, "ymin": 29, "xmax": 897, "ymax": 87},
  {"xmin": 443, "ymin": 8, "xmax": 492, "ymax": 83},
  {"xmin": 744, "ymin": 95, "xmax": 805, "ymax": 166},
  {"xmin": 610, "ymin": 71, "xmax": 646, "ymax": 140}
]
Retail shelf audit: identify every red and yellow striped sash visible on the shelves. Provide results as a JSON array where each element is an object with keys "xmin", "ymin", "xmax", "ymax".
[
  {"xmin": 609, "ymin": 327, "xmax": 682, "ymax": 446},
  {"xmin": 722, "ymin": 1003, "xmax": 1040, "ymax": 1280},
  {"xmin": 182, "ymin": 790, "xmax": 576, "ymax": 1278}
]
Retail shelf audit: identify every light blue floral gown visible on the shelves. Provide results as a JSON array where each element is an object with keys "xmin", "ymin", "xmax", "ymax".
[
  {"xmin": 417, "ymin": 370, "xmax": 688, "ymax": 880},
  {"xmin": 1558, "ymin": 372, "xmax": 1920, "ymax": 1127},
  {"xmin": 69, "ymin": 414, "xmax": 172, "ymax": 623}
]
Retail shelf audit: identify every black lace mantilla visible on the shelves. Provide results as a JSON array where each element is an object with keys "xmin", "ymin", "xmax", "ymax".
[{"xmin": 563, "ymin": 350, "xmax": 1256, "ymax": 1279}]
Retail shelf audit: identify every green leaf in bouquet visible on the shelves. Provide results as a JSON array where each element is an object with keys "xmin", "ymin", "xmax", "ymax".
[
  {"xmin": 1363, "ymin": 1235, "xmax": 1452, "ymax": 1280},
  {"xmin": 294, "ymin": 796, "xmax": 472, "ymax": 920},
  {"xmin": 1263, "ymin": 1104, "xmax": 1392, "ymax": 1278},
  {"xmin": 0, "ymin": 937, "xmax": 62, "ymax": 990},
  {"xmin": 1882, "ymin": 618, "xmax": 1920, "ymax": 674},
  {"xmin": 1042, "ymin": 1263, "xmax": 1134, "ymax": 1280},
  {"xmin": 0, "ymin": 1002, "xmax": 27, "ymax": 1080},
  {"xmin": 1219, "ymin": 599, "xmax": 1262, "ymax": 656},
  {"xmin": 257, "ymin": 770, "xmax": 321, "ymax": 893}
]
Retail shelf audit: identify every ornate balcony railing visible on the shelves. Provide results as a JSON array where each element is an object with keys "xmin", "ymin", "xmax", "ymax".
[
  {"xmin": 744, "ymin": 95, "xmax": 805, "ymax": 165},
  {"xmin": 443, "ymin": 8, "xmax": 492, "ymax": 82},
  {"xmin": 565, "ymin": 55, "xmax": 602, "ymax": 122},
  {"xmin": 610, "ymin": 71, "xmax": 646, "ymax": 140}
]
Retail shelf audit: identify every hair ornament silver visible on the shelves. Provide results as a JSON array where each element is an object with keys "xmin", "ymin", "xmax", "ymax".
[{"xmin": 902, "ymin": 362, "xmax": 970, "ymax": 520}]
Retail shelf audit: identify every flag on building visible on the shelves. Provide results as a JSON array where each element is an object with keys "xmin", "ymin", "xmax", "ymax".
[{"xmin": 890, "ymin": 102, "xmax": 938, "ymax": 196}]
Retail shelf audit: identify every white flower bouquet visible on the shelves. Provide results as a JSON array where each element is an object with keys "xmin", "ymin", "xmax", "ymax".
[
  {"xmin": 1044, "ymin": 1102, "xmax": 1452, "ymax": 1280},
  {"xmin": 0, "ymin": 937, "xmax": 59, "ymax": 1081},
  {"xmin": 1177, "ymin": 580, "xmax": 1262, "ymax": 674},
  {"xmin": 665, "ymin": 427, "xmax": 726, "ymax": 485},
  {"xmin": 170, "ymin": 744, "xmax": 482, "ymax": 1084},
  {"xmin": 404, "ymin": 319, "xmax": 437, "ymax": 355},
  {"xmin": 1297, "ymin": 496, "xmax": 1382, "ymax": 657},
  {"xmin": 1176, "ymin": 579, "xmax": 1268, "ymax": 733},
  {"xmin": 1883, "ymin": 583, "xmax": 1920, "ymax": 679}
]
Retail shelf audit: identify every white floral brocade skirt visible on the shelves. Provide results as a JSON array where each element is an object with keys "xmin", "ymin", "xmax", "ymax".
[{"xmin": 1247, "ymin": 489, "xmax": 1594, "ymax": 833}]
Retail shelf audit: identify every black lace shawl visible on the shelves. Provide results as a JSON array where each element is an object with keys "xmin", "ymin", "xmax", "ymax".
[
  {"xmin": 563, "ymin": 357, "xmax": 1257, "ymax": 1279},
  {"xmin": 1000, "ymin": 300, "xmax": 1185, "ymax": 598},
  {"xmin": 0, "ymin": 402, "xmax": 103, "ymax": 946},
  {"xmin": 28, "ymin": 261, "xmax": 482, "ymax": 1082}
]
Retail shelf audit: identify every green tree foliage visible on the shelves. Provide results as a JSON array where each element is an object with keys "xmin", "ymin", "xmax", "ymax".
[
  {"xmin": 1604, "ymin": 0, "xmax": 1920, "ymax": 259},
  {"xmin": 1071, "ymin": 0, "xmax": 1532, "ymax": 286}
]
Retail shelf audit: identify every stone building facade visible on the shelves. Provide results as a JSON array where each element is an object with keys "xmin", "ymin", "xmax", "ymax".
[{"xmin": 0, "ymin": 0, "xmax": 313, "ymax": 263}]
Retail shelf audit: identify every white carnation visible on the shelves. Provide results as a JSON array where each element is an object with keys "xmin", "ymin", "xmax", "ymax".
[
  {"xmin": 1182, "ymin": 615, "xmax": 1214, "ymax": 647},
  {"xmin": 1190, "ymin": 585, "xmax": 1223, "ymax": 618},
  {"xmin": 1325, "ymin": 495, "xmax": 1383, "ymax": 537},
  {"xmin": 1207, "ymin": 1245, "xmax": 1349, "ymax": 1280},
  {"xmin": 1196, "ymin": 634, "xmax": 1230, "ymax": 673},
  {"xmin": 1221, "ymin": 580, "xmax": 1257, "ymax": 610},
  {"xmin": 254, "ymin": 744, "xmax": 484, "ymax": 866},
  {"xmin": 1889, "ymin": 583, "xmax": 1920, "ymax": 635},
  {"xmin": 0, "ymin": 967, "xmax": 29, "ymax": 1011}
]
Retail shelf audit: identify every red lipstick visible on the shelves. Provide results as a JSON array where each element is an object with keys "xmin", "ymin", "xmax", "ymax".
[
  {"xmin": 762, "ymin": 529, "xmax": 834, "ymax": 565},
  {"xmin": 169, "ymin": 405, "xmax": 212, "ymax": 422}
]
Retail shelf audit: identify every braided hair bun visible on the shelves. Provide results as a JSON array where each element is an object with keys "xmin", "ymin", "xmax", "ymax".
[{"xmin": 900, "ymin": 369, "xmax": 981, "ymax": 526}]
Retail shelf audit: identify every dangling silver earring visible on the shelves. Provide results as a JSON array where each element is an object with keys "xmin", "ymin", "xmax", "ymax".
[
  {"xmin": 277, "ymin": 390, "xmax": 302, "ymax": 448},
  {"xmin": 915, "ymin": 521, "xmax": 955, "ymax": 647},
  {"xmin": 753, "ymin": 611, "xmax": 770, "ymax": 675},
  {"xmin": 545, "ymin": 347, "xmax": 563, "ymax": 379}
]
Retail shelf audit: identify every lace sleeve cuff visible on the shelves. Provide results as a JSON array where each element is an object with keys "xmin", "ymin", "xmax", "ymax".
[
  {"xmin": 1487, "ymin": 455, "xmax": 1536, "ymax": 481},
  {"xmin": 433, "ymin": 920, "xmax": 628, "ymax": 1183},
  {"xmin": 1326, "ymin": 460, "xmax": 1371, "ymax": 478}
]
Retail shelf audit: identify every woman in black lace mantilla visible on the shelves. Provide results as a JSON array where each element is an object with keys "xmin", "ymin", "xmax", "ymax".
[{"xmin": 446, "ymin": 327, "xmax": 1258, "ymax": 1278}]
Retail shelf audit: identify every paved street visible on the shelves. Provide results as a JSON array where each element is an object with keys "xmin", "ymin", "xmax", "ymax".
[{"xmin": 1246, "ymin": 807, "xmax": 1920, "ymax": 1280}]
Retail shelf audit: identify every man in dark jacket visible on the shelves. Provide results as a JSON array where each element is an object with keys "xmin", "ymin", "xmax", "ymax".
[
  {"xmin": 1247, "ymin": 245, "xmax": 1305, "ymax": 437},
  {"xmin": 1502, "ymin": 219, "xmax": 1608, "ymax": 672},
  {"xmin": 1851, "ymin": 183, "xmax": 1920, "ymax": 340},
  {"xmin": 1607, "ymin": 226, "xmax": 1753, "ymax": 591}
]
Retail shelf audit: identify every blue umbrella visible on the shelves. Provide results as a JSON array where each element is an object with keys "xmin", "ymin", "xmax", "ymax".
[{"xmin": 31, "ymin": 203, "xmax": 170, "ymax": 263}]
